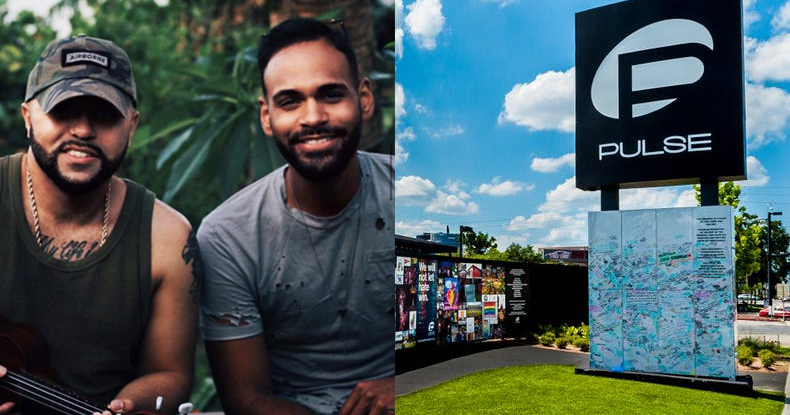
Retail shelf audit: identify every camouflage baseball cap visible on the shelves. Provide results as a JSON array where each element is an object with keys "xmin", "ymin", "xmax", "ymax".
[{"xmin": 25, "ymin": 35, "xmax": 137, "ymax": 116}]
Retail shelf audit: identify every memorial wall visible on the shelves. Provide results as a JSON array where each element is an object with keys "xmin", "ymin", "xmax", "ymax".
[{"xmin": 588, "ymin": 206, "xmax": 736, "ymax": 379}]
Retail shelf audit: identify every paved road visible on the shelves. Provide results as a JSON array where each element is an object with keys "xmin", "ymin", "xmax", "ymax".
[{"xmin": 738, "ymin": 319, "xmax": 790, "ymax": 346}]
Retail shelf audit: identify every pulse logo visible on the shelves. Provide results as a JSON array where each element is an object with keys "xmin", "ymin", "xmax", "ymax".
[
  {"xmin": 574, "ymin": 0, "xmax": 745, "ymax": 191},
  {"xmin": 591, "ymin": 19, "xmax": 713, "ymax": 119}
]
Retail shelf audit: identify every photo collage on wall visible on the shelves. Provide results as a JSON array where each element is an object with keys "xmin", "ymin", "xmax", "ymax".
[
  {"xmin": 395, "ymin": 257, "xmax": 418, "ymax": 350},
  {"xmin": 397, "ymin": 257, "xmax": 511, "ymax": 349},
  {"xmin": 481, "ymin": 264, "xmax": 507, "ymax": 340}
]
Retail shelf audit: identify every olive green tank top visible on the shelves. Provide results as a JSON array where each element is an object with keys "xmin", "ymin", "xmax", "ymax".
[{"xmin": 0, "ymin": 153, "xmax": 154, "ymax": 408}]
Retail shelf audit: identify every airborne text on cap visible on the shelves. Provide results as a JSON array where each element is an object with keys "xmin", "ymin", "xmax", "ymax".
[{"xmin": 63, "ymin": 51, "xmax": 110, "ymax": 69}]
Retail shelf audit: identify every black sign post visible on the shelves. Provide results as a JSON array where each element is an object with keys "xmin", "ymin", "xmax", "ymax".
[{"xmin": 575, "ymin": 0, "xmax": 745, "ymax": 196}]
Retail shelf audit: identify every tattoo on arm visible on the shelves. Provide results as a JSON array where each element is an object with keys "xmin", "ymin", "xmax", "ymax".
[
  {"xmin": 40, "ymin": 234, "xmax": 100, "ymax": 261},
  {"xmin": 182, "ymin": 230, "xmax": 203, "ymax": 304}
]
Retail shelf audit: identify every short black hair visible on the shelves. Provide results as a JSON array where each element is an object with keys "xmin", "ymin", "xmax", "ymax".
[{"xmin": 258, "ymin": 17, "xmax": 360, "ymax": 99}]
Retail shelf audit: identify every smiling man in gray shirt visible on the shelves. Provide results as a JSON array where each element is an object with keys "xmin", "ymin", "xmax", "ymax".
[{"xmin": 197, "ymin": 18, "xmax": 394, "ymax": 415}]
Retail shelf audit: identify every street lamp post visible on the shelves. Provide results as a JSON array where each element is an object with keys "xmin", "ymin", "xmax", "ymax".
[{"xmin": 768, "ymin": 209, "xmax": 783, "ymax": 316}]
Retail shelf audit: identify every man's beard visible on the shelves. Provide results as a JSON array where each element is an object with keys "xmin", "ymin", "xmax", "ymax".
[
  {"xmin": 272, "ymin": 112, "xmax": 362, "ymax": 183},
  {"xmin": 30, "ymin": 127, "xmax": 126, "ymax": 195}
]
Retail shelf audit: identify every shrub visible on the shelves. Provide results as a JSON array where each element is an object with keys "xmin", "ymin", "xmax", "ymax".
[
  {"xmin": 759, "ymin": 349, "xmax": 777, "ymax": 368},
  {"xmin": 563, "ymin": 326, "xmax": 580, "ymax": 338},
  {"xmin": 737, "ymin": 345, "xmax": 754, "ymax": 366},
  {"xmin": 574, "ymin": 337, "xmax": 590, "ymax": 352},
  {"xmin": 579, "ymin": 323, "xmax": 590, "ymax": 339},
  {"xmin": 539, "ymin": 332, "xmax": 556, "ymax": 347},
  {"xmin": 556, "ymin": 336, "xmax": 571, "ymax": 349}
]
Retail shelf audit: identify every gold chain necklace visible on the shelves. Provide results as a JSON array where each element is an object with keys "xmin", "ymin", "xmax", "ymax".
[{"xmin": 25, "ymin": 159, "xmax": 111, "ymax": 248}]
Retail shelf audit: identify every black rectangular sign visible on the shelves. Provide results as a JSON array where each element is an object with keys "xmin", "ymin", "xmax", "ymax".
[
  {"xmin": 575, "ymin": 0, "xmax": 745, "ymax": 190},
  {"xmin": 505, "ymin": 267, "xmax": 529, "ymax": 337}
]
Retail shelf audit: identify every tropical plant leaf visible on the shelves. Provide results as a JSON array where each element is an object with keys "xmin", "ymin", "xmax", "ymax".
[
  {"xmin": 130, "ymin": 117, "xmax": 199, "ymax": 152},
  {"xmin": 219, "ymin": 119, "xmax": 252, "ymax": 197},
  {"xmin": 162, "ymin": 130, "xmax": 214, "ymax": 203},
  {"xmin": 156, "ymin": 124, "xmax": 196, "ymax": 170}
]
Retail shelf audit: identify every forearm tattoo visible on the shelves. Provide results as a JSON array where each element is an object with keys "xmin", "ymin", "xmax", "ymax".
[
  {"xmin": 40, "ymin": 234, "xmax": 100, "ymax": 261},
  {"xmin": 182, "ymin": 230, "xmax": 203, "ymax": 304}
]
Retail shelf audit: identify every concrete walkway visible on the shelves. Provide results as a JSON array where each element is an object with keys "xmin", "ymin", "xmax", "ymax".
[{"xmin": 396, "ymin": 345, "xmax": 787, "ymax": 399}]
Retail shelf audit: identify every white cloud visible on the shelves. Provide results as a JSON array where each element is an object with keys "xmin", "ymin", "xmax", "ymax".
[
  {"xmin": 394, "ymin": 140, "xmax": 408, "ymax": 166},
  {"xmin": 405, "ymin": 0, "xmax": 445, "ymax": 50},
  {"xmin": 414, "ymin": 103, "xmax": 429, "ymax": 114},
  {"xmin": 507, "ymin": 212, "xmax": 571, "ymax": 231},
  {"xmin": 742, "ymin": 155, "xmax": 770, "ymax": 187},
  {"xmin": 771, "ymin": 1, "xmax": 790, "ymax": 31},
  {"xmin": 746, "ymin": 82, "xmax": 790, "ymax": 148},
  {"xmin": 395, "ymin": 176, "xmax": 436, "ymax": 202},
  {"xmin": 508, "ymin": 177, "xmax": 696, "ymax": 246},
  {"xmin": 397, "ymin": 127, "xmax": 417, "ymax": 142},
  {"xmin": 537, "ymin": 177, "xmax": 597, "ymax": 214},
  {"xmin": 531, "ymin": 153, "xmax": 575, "ymax": 173},
  {"xmin": 424, "ymin": 124, "xmax": 464, "ymax": 139},
  {"xmin": 395, "ymin": 82, "xmax": 406, "ymax": 119},
  {"xmin": 494, "ymin": 234, "xmax": 529, "ymax": 248},
  {"xmin": 744, "ymin": 0, "xmax": 759, "ymax": 29},
  {"xmin": 675, "ymin": 190, "xmax": 697, "ymax": 207},
  {"xmin": 396, "ymin": 219, "xmax": 444, "ymax": 236},
  {"xmin": 498, "ymin": 67, "xmax": 575, "ymax": 133},
  {"xmin": 395, "ymin": 28, "xmax": 404, "ymax": 59},
  {"xmin": 746, "ymin": 32, "xmax": 790, "ymax": 82},
  {"xmin": 476, "ymin": 176, "xmax": 528, "ymax": 196},
  {"xmin": 443, "ymin": 179, "xmax": 470, "ymax": 199},
  {"xmin": 394, "ymin": 127, "xmax": 415, "ymax": 166},
  {"xmin": 396, "ymin": 176, "xmax": 479, "ymax": 215},
  {"xmin": 620, "ymin": 187, "xmax": 696, "ymax": 210},
  {"xmin": 480, "ymin": 0, "xmax": 517, "ymax": 7},
  {"xmin": 426, "ymin": 191, "xmax": 480, "ymax": 215}
]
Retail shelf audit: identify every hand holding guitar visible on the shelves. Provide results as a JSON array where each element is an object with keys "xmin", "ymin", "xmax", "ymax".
[{"xmin": 0, "ymin": 365, "xmax": 15, "ymax": 415}]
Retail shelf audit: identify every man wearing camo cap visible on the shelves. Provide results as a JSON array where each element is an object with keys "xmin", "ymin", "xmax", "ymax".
[{"xmin": 0, "ymin": 35, "xmax": 198, "ymax": 415}]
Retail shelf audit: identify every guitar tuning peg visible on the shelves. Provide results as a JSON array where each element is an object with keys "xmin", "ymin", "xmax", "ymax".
[{"xmin": 178, "ymin": 402, "xmax": 193, "ymax": 414}]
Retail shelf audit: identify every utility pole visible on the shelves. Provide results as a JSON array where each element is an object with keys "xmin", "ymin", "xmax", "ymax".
[{"xmin": 768, "ymin": 209, "xmax": 783, "ymax": 316}]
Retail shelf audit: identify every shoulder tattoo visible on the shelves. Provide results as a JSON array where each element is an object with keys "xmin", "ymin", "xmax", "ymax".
[{"xmin": 182, "ymin": 230, "xmax": 203, "ymax": 305}]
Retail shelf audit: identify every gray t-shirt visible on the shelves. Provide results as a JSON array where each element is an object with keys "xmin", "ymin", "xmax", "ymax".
[{"xmin": 198, "ymin": 151, "xmax": 394, "ymax": 414}]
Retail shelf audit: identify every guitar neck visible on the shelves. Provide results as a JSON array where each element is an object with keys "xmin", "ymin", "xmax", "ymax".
[{"xmin": 0, "ymin": 368, "xmax": 106, "ymax": 415}]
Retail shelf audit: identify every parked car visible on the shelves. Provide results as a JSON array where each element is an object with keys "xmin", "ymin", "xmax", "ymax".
[
  {"xmin": 758, "ymin": 307, "xmax": 790, "ymax": 318},
  {"xmin": 738, "ymin": 294, "xmax": 762, "ymax": 302}
]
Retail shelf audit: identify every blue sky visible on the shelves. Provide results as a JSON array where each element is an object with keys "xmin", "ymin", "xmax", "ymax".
[{"xmin": 395, "ymin": 0, "xmax": 790, "ymax": 248}]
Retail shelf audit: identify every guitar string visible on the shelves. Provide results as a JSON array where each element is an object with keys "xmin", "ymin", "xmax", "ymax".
[
  {"xmin": 0, "ymin": 378, "xmax": 94, "ymax": 415},
  {"xmin": 0, "ymin": 376, "xmax": 96, "ymax": 415},
  {"xmin": 0, "ymin": 372, "xmax": 103, "ymax": 414},
  {"xmin": 0, "ymin": 381, "xmax": 86, "ymax": 415},
  {"xmin": 10, "ymin": 370, "xmax": 103, "ymax": 413}
]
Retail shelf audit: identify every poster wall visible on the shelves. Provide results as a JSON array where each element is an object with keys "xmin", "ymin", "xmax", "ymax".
[
  {"xmin": 395, "ymin": 257, "xmax": 418, "ymax": 349},
  {"xmin": 588, "ymin": 206, "xmax": 735, "ymax": 379}
]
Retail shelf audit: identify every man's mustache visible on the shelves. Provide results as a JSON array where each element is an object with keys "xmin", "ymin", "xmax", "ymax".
[{"xmin": 287, "ymin": 126, "xmax": 348, "ymax": 146}]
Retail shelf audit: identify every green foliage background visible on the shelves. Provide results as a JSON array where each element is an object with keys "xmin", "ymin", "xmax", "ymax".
[{"xmin": 0, "ymin": 0, "xmax": 395, "ymax": 227}]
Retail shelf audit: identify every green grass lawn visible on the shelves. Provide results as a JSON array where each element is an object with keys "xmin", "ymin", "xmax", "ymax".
[{"xmin": 395, "ymin": 365, "xmax": 785, "ymax": 415}]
